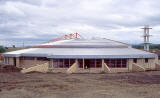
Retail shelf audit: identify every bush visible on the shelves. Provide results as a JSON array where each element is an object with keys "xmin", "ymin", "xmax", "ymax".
[{"xmin": 0, "ymin": 46, "xmax": 6, "ymax": 53}]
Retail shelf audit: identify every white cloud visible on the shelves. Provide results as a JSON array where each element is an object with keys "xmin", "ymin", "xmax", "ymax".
[
  {"xmin": 0, "ymin": 2, "xmax": 25, "ymax": 16},
  {"xmin": 0, "ymin": 0, "xmax": 160, "ymax": 45}
]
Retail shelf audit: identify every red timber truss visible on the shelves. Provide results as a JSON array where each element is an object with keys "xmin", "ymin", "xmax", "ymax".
[
  {"xmin": 32, "ymin": 32, "xmax": 83, "ymax": 48},
  {"xmin": 46, "ymin": 32, "xmax": 83, "ymax": 43}
]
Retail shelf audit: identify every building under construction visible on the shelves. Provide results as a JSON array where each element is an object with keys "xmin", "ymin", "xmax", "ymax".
[{"xmin": 2, "ymin": 33, "xmax": 160, "ymax": 73}]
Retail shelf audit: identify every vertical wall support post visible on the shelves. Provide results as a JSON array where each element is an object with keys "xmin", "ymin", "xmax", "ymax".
[
  {"xmin": 128, "ymin": 59, "xmax": 133, "ymax": 71},
  {"xmin": 3, "ymin": 57, "xmax": 5, "ymax": 64},
  {"xmin": 75, "ymin": 59, "xmax": 78, "ymax": 65},
  {"xmin": 83, "ymin": 58, "xmax": 85, "ymax": 69},
  {"xmin": 50, "ymin": 59, "xmax": 53, "ymax": 68},
  {"xmin": 69, "ymin": 59, "xmax": 71, "ymax": 67},
  {"xmin": 102, "ymin": 59, "xmax": 105, "ymax": 71},
  {"xmin": 34, "ymin": 57, "xmax": 37, "ymax": 63},
  {"xmin": 63, "ymin": 59, "xmax": 64, "ymax": 68},
  {"xmin": 95, "ymin": 59, "xmax": 96, "ymax": 68},
  {"xmin": 16, "ymin": 57, "xmax": 20, "ymax": 67}
]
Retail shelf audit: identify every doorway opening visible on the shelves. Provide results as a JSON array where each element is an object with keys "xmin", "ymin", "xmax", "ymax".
[
  {"xmin": 84, "ymin": 59, "xmax": 90, "ymax": 69},
  {"xmin": 14, "ymin": 58, "xmax": 16, "ymax": 66}
]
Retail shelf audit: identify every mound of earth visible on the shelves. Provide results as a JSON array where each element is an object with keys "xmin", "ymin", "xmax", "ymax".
[{"xmin": 0, "ymin": 65, "xmax": 22, "ymax": 73}]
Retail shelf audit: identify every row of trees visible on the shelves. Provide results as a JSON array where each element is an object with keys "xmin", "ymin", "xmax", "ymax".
[
  {"xmin": 0, "ymin": 45, "xmax": 17, "ymax": 53},
  {"xmin": 132, "ymin": 44, "xmax": 160, "ymax": 50}
]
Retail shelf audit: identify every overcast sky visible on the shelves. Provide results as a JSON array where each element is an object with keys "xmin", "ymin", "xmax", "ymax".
[{"xmin": 0, "ymin": 0, "xmax": 160, "ymax": 46}]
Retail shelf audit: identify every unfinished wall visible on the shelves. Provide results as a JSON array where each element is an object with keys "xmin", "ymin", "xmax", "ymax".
[
  {"xmin": 128, "ymin": 59, "xmax": 133, "ymax": 71},
  {"xmin": 155, "ymin": 63, "xmax": 160, "ymax": 70},
  {"xmin": 67, "ymin": 60, "xmax": 78, "ymax": 74},
  {"xmin": 49, "ymin": 68, "xmax": 68, "ymax": 73},
  {"xmin": 20, "ymin": 59, "xmax": 49, "ymax": 68},
  {"xmin": 16, "ymin": 57, "xmax": 20, "ymax": 67},
  {"xmin": 132, "ymin": 63, "xmax": 145, "ymax": 72},
  {"xmin": 138, "ymin": 58, "xmax": 156, "ymax": 70},
  {"xmin": 9, "ymin": 57, "xmax": 14, "ymax": 65},
  {"xmin": 110, "ymin": 68, "xmax": 128, "ymax": 73},
  {"xmin": 3, "ymin": 57, "xmax": 14, "ymax": 65},
  {"xmin": 128, "ymin": 58, "xmax": 157, "ymax": 71},
  {"xmin": 21, "ymin": 62, "xmax": 49, "ymax": 73}
]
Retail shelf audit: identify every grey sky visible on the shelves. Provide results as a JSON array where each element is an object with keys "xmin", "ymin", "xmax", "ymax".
[{"xmin": 0, "ymin": 0, "xmax": 160, "ymax": 46}]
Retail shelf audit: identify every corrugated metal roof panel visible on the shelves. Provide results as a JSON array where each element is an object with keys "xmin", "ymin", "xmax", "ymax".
[
  {"xmin": 33, "ymin": 38, "xmax": 129, "ymax": 48},
  {"xmin": 3, "ymin": 48, "xmax": 157, "ymax": 58}
]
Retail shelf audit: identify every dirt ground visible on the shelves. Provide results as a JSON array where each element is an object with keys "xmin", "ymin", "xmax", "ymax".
[{"xmin": 0, "ymin": 71, "xmax": 160, "ymax": 98}]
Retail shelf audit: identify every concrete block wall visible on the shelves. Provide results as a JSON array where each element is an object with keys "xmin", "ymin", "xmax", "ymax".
[
  {"xmin": 128, "ymin": 58, "xmax": 157, "ymax": 71},
  {"xmin": 67, "ymin": 60, "xmax": 78, "ymax": 74},
  {"xmin": 4, "ymin": 57, "xmax": 14, "ymax": 65},
  {"xmin": 49, "ymin": 68, "xmax": 68, "ymax": 73},
  {"xmin": 155, "ymin": 63, "xmax": 160, "ymax": 70},
  {"xmin": 137, "ymin": 59, "xmax": 154, "ymax": 69},
  {"xmin": 9, "ymin": 57, "xmax": 14, "ymax": 65},
  {"xmin": 75, "ymin": 68, "xmax": 102, "ymax": 73},
  {"xmin": 128, "ymin": 59, "xmax": 133, "ymax": 71},
  {"xmin": 110, "ymin": 68, "xmax": 128, "ymax": 73},
  {"xmin": 20, "ymin": 59, "xmax": 49, "ymax": 68},
  {"xmin": 132, "ymin": 63, "xmax": 145, "ymax": 72},
  {"xmin": 4, "ymin": 57, "xmax": 51, "ymax": 69},
  {"xmin": 21, "ymin": 62, "xmax": 49, "ymax": 73},
  {"xmin": 103, "ymin": 63, "xmax": 111, "ymax": 73},
  {"xmin": 16, "ymin": 57, "xmax": 20, "ymax": 67},
  {"xmin": 3, "ymin": 57, "xmax": 158, "ymax": 73}
]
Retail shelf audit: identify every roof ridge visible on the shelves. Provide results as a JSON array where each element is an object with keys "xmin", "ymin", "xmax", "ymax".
[{"xmin": 103, "ymin": 38, "xmax": 129, "ymax": 46}]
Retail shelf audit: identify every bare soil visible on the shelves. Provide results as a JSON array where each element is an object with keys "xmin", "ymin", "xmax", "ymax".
[
  {"xmin": 1, "ymin": 71, "xmax": 160, "ymax": 98},
  {"xmin": 0, "ymin": 65, "xmax": 22, "ymax": 73}
]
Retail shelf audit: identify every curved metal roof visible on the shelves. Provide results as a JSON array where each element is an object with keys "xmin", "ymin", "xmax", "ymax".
[
  {"xmin": 3, "ymin": 47, "xmax": 157, "ymax": 59},
  {"xmin": 2, "ymin": 38, "xmax": 157, "ymax": 59},
  {"xmin": 33, "ymin": 38, "xmax": 130, "ymax": 48}
]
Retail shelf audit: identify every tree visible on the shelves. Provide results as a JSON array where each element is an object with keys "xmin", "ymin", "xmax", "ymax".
[
  {"xmin": 12, "ymin": 45, "xmax": 16, "ymax": 48},
  {"xmin": 0, "ymin": 46, "xmax": 6, "ymax": 53}
]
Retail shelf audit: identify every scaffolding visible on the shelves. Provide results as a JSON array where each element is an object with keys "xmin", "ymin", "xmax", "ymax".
[{"xmin": 141, "ymin": 25, "xmax": 152, "ymax": 51}]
